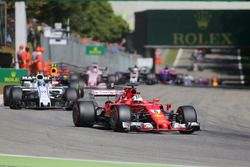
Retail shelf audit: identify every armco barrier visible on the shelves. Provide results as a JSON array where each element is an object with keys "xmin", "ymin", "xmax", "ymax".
[
  {"xmin": 41, "ymin": 36, "xmax": 139, "ymax": 73},
  {"xmin": 0, "ymin": 68, "xmax": 28, "ymax": 83}
]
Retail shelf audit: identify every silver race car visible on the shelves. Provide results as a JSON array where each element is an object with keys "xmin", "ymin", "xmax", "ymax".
[{"xmin": 3, "ymin": 74, "xmax": 78, "ymax": 110}]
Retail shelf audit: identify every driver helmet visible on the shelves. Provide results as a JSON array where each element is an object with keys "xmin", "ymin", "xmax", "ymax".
[
  {"xmin": 92, "ymin": 63, "xmax": 98, "ymax": 68},
  {"xmin": 36, "ymin": 74, "xmax": 45, "ymax": 86},
  {"xmin": 91, "ymin": 63, "xmax": 99, "ymax": 73},
  {"xmin": 132, "ymin": 95, "xmax": 143, "ymax": 104}
]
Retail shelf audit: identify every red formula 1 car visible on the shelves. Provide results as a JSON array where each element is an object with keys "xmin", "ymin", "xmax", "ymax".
[{"xmin": 72, "ymin": 86, "xmax": 200, "ymax": 134}]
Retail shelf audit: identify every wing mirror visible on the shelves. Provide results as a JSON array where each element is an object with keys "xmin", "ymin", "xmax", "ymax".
[{"xmin": 165, "ymin": 104, "xmax": 171, "ymax": 111}]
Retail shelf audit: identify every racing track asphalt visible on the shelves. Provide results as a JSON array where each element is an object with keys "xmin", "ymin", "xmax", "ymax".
[{"xmin": 0, "ymin": 85, "xmax": 250, "ymax": 167}]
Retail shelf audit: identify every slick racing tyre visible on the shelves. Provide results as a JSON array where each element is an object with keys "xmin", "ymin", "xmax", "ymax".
[
  {"xmin": 66, "ymin": 88, "xmax": 78, "ymax": 101},
  {"xmin": 176, "ymin": 105, "xmax": 197, "ymax": 134},
  {"xmin": 3, "ymin": 85, "xmax": 13, "ymax": 106},
  {"xmin": 114, "ymin": 72, "xmax": 123, "ymax": 84},
  {"xmin": 107, "ymin": 75, "xmax": 116, "ymax": 88},
  {"xmin": 69, "ymin": 79, "xmax": 78, "ymax": 89},
  {"xmin": 146, "ymin": 73, "xmax": 156, "ymax": 85},
  {"xmin": 78, "ymin": 79, "xmax": 85, "ymax": 98},
  {"xmin": 65, "ymin": 88, "xmax": 78, "ymax": 110},
  {"xmin": 9, "ymin": 87, "xmax": 23, "ymax": 109},
  {"xmin": 69, "ymin": 79, "xmax": 84, "ymax": 98},
  {"xmin": 110, "ymin": 105, "xmax": 131, "ymax": 132},
  {"xmin": 73, "ymin": 101, "xmax": 96, "ymax": 127},
  {"xmin": 108, "ymin": 75, "xmax": 116, "ymax": 83}
]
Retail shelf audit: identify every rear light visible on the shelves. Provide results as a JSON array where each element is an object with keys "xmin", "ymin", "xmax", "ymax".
[
  {"xmin": 63, "ymin": 69, "xmax": 70, "ymax": 73},
  {"xmin": 58, "ymin": 69, "xmax": 71, "ymax": 73}
]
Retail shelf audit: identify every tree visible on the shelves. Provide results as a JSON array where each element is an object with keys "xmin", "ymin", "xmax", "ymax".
[
  {"xmin": 77, "ymin": 1, "xmax": 129, "ymax": 42},
  {"xmin": 24, "ymin": 1, "xmax": 129, "ymax": 42}
]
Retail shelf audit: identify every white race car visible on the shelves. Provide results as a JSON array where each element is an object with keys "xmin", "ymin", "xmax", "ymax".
[{"xmin": 3, "ymin": 74, "xmax": 78, "ymax": 110}]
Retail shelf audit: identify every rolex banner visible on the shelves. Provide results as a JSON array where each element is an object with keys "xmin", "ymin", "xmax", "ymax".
[
  {"xmin": 0, "ymin": 68, "xmax": 28, "ymax": 83},
  {"xmin": 135, "ymin": 10, "xmax": 250, "ymax": 48},
  {"xmin": 86, "ymin": 45, "xmax": 106, "ymax": 55}
]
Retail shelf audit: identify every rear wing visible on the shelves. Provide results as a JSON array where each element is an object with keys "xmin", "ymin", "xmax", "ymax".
[
  {"xmin": 21, "ymin": 76, "xmax": 36, "ymax": 81},
  {"xmin": 89, "ymin": 89, "xmax": 124, "ymax": 96},
  {"xmin": 21, "ymin": 75, "xmax": 51, "ymax": 82},
  {"xmin": 53, "ymin": 62, "xmax": 87, "ymax": 74}
]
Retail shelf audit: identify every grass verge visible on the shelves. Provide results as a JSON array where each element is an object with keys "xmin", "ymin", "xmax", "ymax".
[
  {"xmin": 165, "ymin": 49, "xmax": 178, "ymax": 67},
  {"xmin": 0, "ymin": 155, "xmax": 179, "ymax": 167}
]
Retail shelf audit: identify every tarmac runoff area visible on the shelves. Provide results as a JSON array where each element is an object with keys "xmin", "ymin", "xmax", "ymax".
[
  {"xmin": 175, "ymin": 49, "xmax": 244, "ymax": 86},
  {"xmin": 0, "ymin": 85, "xmax": 250, "ymax": 167}
]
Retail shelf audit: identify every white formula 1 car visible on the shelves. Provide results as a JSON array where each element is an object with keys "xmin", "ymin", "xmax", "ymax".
[{"xmin": 3, "ymin": 74, "xmax": 78, "ymax": 110}]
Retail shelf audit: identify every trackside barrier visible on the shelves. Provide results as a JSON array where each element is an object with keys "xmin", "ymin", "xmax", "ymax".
[
  {"xmin": 0, "ymin": 68, "xmax": 28, "ymax": 83},
  {"xmin": 41, "ymin": 36, "xmax": 139, "ymax": 73}
]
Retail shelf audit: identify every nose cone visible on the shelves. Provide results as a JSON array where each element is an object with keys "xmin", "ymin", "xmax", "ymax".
[
  {"xmin": 162, "ymin": 123, "xmax": 168, "ymax": 129},
  {"xmin": 159, "ymin": 123, "xmax": 169, "ymax": 129}
]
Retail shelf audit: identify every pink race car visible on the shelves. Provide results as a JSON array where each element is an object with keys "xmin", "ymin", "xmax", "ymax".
[{"xmin": 85, "ymin": 63, "xmax": 115, "ymax": 88}]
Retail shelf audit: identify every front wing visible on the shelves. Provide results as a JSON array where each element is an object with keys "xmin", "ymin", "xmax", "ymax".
[{"xmin": 122, "ymin": 122, "xmax": 200, "ymax": 132}]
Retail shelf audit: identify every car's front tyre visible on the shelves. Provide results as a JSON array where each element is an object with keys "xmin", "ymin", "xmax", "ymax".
[
  {"xmin": 73, "ymin": 101, "xmax": 96, "ymax": 127},
  {"xmin": 3, "ymin": 85, "xmax": 13, "ymax": 106},
  {"xmin": 9, "ymin": 87, "xmax": 23, "ymax": 109}
]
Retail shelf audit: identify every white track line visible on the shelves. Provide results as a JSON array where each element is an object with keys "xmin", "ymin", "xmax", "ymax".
[
  {"xmin": 0, "ymin": 94, "xmax": 3, "ymax": 106},
  {"xmin": 237, "ymin": 49, "xmax": 245, "ymax": 85},
  {"xmin": 0, "ymin": 153, "xmax": 198, "ymax": 167},
  {"xmin": 173, "ymin": 48, "xmax": 183, "ymax": 68}
]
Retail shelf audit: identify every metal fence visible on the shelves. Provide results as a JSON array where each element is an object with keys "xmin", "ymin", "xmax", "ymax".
[{"xmin": 41, "ymin": 35, "xmax": 138, "ymax": 73}]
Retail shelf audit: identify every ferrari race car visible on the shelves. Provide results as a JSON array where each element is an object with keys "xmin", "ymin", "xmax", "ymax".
[
  {"xmin": 72, "ymin": 85, "xmax": 200, "ymax": 134},
  {"xmin": 3, "ymin": 74, "xmax": 78, "ymax": 110}
]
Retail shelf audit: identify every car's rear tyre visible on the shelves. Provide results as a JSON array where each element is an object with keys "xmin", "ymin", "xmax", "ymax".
[
  {"xmin": 3, "ymin": 85, "xmax": 13, "ymax": 106},
  {"xmin": 114, "ymin": 72, "xmax": 123, "ymax": 84},
  {"xmin": 73, "ymin": 101, "xmax": 96, "ymax": 127},
  {"xmin": 69, "ymin": 79, "xmax": 78, "ymax": 89},
  {"xmin": 69, "ymin": 79, "xmax": 84, "ymax": 98},
  {"xmin": 146, "ymin": 73, "xmax": 156, "ymax": 85},
  {"xmin": 107, "ymin": 75, "xmax": 116, "ymax": 88},
  {"xmin": 110, "ymin": 105, "xmax": 131, "ymax": 132},
  {"xmin": 78, "ymin": 79, "xmax": 85, "ymax": 98},
  {"xmin": 66, "ymin": 88, "xmax": 78, "ymax": 101},
  {"xmin": 176, "ymin": 105, "xmax": 197, "ymax": 134},
  {"xmin": 65, "ymin": 88, "xmax": 78, "ymax": 110},
  {"xmin": 108, "ymin": 74, "xmax": 115, "ymax": 82},
  {"xmin": 78, "ymin": 89, "xmax": 84, "ymax": 98},
  {"xmin": 9, "ymin": 87, "xmax": 23, "ymax": 109}
]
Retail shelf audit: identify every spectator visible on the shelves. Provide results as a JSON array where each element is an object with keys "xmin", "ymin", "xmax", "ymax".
[
  {"xmin": 36, "ymin": 47, "xmax": 44, "ymax": 73},
  {"xmin": 17, "ymin": 44, "xmax": 25, "ymax": 69},
  {"xmin": 24, "ymin": 46, "xmax": 31, "ymax": 71},
  {"xmin": 183, "ymin": 74, "xmax": 193, "ymax": 86}
]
